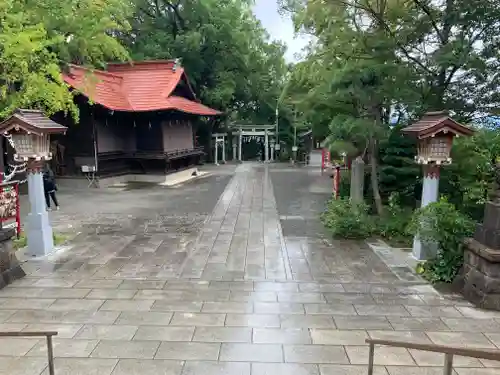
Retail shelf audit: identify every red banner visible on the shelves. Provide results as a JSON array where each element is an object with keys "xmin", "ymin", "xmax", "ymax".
[{"xmin": 0, "ymin": 181, "xmax": 21, "ymax": 237}]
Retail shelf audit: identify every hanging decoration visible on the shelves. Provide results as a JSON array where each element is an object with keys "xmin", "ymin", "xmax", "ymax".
[{"xmin": 2, "ymin": 134, "xmax": 27, "ymax": 184}]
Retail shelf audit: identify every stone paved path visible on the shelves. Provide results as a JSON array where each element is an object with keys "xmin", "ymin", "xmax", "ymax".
[{"xmin": 1, "ymin": 163, "xmax": 500, "ymax": 375}]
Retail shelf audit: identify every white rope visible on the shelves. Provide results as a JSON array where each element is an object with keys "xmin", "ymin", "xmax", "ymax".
[{"xmin": 2, "ymin": 134, "xmax": 27, "ymax": 184}]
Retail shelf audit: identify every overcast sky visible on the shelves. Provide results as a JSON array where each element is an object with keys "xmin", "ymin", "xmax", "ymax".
[{"xmin": 252, "ymin": 0, "xmax": 309, "ymax": 62}]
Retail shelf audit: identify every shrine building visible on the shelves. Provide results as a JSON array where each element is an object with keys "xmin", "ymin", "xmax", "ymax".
[{"xmin": 47, "ymin": 60, "xmax": 222, "ymax": 185}]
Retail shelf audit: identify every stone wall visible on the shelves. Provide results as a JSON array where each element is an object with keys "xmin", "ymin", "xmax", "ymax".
[
  {"xmin": 458, "ymin": 200, "xmax": 500, "ymax": 310},
  {"xmin": 458, "ymin": 239, "xmax": 500, "ymax": 310}
]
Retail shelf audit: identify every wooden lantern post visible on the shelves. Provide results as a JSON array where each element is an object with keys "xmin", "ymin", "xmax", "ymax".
[
  {"xmin": 0, "ymin": 110, "xmax": 67, "ymax": 257},
  {"xmin": 402, "ymin": 111, "xmax": 474, "ymax": 260}
]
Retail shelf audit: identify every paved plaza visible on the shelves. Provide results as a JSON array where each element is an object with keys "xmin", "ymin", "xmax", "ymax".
[{"xmin": 1, "ymin": 163, "xmax": 500, "ymax": 375}]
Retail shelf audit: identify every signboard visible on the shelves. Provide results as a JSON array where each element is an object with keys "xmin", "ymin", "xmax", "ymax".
[
  {"xmin": 0, "ymin": 183, "xmax": 21, "ymax": 236},
  {"xmin": 275, "ymin": 144, "xmax": 281, "ymax": 150}
]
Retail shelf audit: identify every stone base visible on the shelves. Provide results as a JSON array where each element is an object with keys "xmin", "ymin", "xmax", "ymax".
[
  {"xmin": 0, "ymin": 228, "xmax": 25, "ymax": 290},
  {"xmin": 457, "ymin": 238, "xmax": 500, "ymax": 310}
]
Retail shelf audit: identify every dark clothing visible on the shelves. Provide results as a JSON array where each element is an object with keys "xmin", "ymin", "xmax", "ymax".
[
  {"xmin": 45, "ymin": 190, "xmax": 59, "ymax": 208},
  {"xmin": 43, "ymin": 170, "xmax": 56, "ymax": 192},
  {"xmin": 43, "ymin": 168, "xmax": 58, "ymax": 208}
]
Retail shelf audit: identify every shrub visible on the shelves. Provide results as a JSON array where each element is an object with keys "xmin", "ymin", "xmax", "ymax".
[
  {"xmin": 321, "ymin": 197, "xmax": 374, "ymax": 239},
  {"xmin": 374, "ymin": 193, "xmax": 413, "ymax": 245},
  {"xmin": 407, "ymin": 198, "xmax": 474, "ymax": 283},
  {"xmin": 338, "ymin": 170, "xmax": 350, "ymax": 198}
]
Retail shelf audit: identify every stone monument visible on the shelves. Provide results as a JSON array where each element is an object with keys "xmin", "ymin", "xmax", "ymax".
[
  {"xmin": 457, "ymin": 161, "xmax": 500, "ymax": 310},
  {"xmin": 350, "ymin": 156, "xmax": 364, "ymax": 203}
]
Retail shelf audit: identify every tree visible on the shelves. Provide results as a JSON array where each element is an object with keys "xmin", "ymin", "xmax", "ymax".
[
  {"xmin": 281, "ymin": 0, "xmax": 500, "ymax": 215},
  {"xmin": 293, "ymin": 0, "xmax": 500, "ymax": 117},
  {"xmin": 378, "ymin": 125, "xmax": 420, "ymax": 207},
  {"xmin": 281, "ymin": 1, "xmax": 418, "ymax": 214},
  {"xmin": 0, "ymin": 0, "xmax": 132, "ymax": 119},
  {"xmin": 123, "ymin": 0, "xmax": 288, "ymax": 124}
]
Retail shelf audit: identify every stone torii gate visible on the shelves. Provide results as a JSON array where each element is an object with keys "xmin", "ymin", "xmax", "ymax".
[
  {"xmin": 212, "ymin": 133, "xmax": 226, "ymax": 165},
  {"xmin": 231, "ymin": 124, "xmax": 276, "ymax": 162}
]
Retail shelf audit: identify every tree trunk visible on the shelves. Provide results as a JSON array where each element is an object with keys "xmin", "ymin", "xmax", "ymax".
[{"xmin": 369, "ymin": 138, "xmax": 384, "ymax": 216}]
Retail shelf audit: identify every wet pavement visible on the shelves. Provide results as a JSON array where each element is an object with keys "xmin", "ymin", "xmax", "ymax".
[{"xmin": 1, "ymin": 163, "xmax": 500, "ymax": 375}]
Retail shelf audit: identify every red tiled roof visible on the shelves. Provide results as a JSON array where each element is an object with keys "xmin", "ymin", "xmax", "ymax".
[{"xmin": 62, "ymin": 61, "xmax": 222, "ymax": 116}]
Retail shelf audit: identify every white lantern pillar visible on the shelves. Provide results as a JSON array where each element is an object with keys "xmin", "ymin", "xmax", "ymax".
[
  {"xmin": 26, "ymin": 159, "xmax": 54, "ymax": 256},
  {"xmin": 402, "ymin": 112, "xmax": 475, "ymax": 261},
  {"xmin": 270, "ymin": 141, "xmax": 275, "ymax": 162},
  {"xmin": 412, "ymin": 164, "xmax": 440, "ymax": 260}
]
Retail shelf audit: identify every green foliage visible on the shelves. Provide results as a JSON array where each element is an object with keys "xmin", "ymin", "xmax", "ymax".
[
  {"xmin": 374, "ymin": 193, "xmax": 413, "ymax": 246},
  {"xmin": 281, "ymin": 0, "xmax": 500, "ymax": 218},
  {"xmin": 13, "ymin": 231, "xmax": 69, "ymax": 250},
  {"xmin": 408, "ymin": 199, "xmax": 475, "ymax": 283},
  {"xmin": 124, "ymin": 0, "xmax": 287, "ymax": 125},
  {"xmin": 378, "ymin": 127, "xmax": 420, "ymax": 207},
  {"xmin": 440, "ymin": 128, "xmax": 499, "ymax": 220},
  {"xmin": 321, "ymin": 198, "xmax": 374, "ymax": 239},
  {"xmin": 320, "ymin": 193, "xmax": 414, "ymax": 243},
  {"xmin": 338, "ymin": 170, "xmax": 350, "ymax": 198},
  {"xmin": 0, "ymin": 0, "xmax": 132, "ymax": 119},
  {"xmin": 12, "ymin": 234, "xmax": 27, "ymax": 250}
]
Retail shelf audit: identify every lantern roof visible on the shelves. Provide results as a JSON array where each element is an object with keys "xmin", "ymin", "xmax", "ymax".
[
  {"xmin": 0, "ymin": 109, "xmax": 67, "ymax": 136},
  {"xmin": 402, "ymin": 111, "xmax": 474, "ymax": 139}
]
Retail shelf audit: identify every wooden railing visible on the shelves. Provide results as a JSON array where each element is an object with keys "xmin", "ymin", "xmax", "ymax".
[
  {"xmin": 1, "ymin": 331, "xmax": 58, "ymax": 375},
  {"xmin": 366, "ymin": 338, "xmax": 500, "ymax": 375}
]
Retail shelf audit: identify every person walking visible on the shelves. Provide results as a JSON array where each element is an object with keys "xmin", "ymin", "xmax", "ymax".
[{"xmin": 43, "ymin": 164, "xmax": 59, "ymax": 211}]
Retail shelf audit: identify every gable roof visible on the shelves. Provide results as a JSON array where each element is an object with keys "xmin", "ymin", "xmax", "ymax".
[
  {"xmin": 62, "ymin": 60, "xmax": 222, "ymax": 116},
  {"xmin": 0, "ymin": 109, "xmax": 67, "ymax": 135},
  {"xmin": 402, "ymin": 111, "xmax": 474, "ymax": 139}
]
